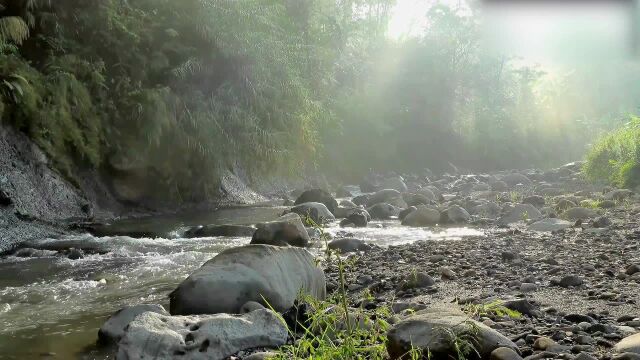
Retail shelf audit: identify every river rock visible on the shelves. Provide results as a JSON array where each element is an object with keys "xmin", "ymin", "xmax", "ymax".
[
  {"xmin": 442, "ymin": 205, "xmax": 470, "ymax": 223},
  {"xmin": 564, "ymin": 207, "xmax": 598, "ymax": 220},
  {"xmin": 528, "ymin": 218, "xmax": 572, "ymax": 232},
  {"xmin": 328, "ymin": 238, "xmax": 371, "ymax": 253},
  {"xmin": 490, "ymin": 347, "xmax": 523, "ymax": 360},
  {"xmin": 491, "ymin": 181, "xmax": 509, "ymax": 192},
  {"xmin": 556, "ymin": 199, "xmax": 577, "ymax": 211},
  {"xmin": 386, "ymin": 305, "xmax": 517, "ymax": 359},
  {"xmin": 368, "ymin": 203, "xmax": 401, "ymax": 220},
  {"xmin": 380, "ymin": 176, "xmax": 408, "ymax": 192},
  {"xmin": 184, "ymin": 224, "xmax": 256, "ymax": 238},
  {"xmin": 98, "ymin": 304, "xmax": 168, "ymax": 345},
  {"xmin": 290, "ymin": 202, "xmax": 335, "ymax": 224},
  {"xmin": 604, "ymin": 189, "xmax": 633, "ymax": 201},
  {"xmin": 251, "ymin": 213, "xmax": 310, "ymax": 247},
  {"xmin": 366, "ymin": 189, "xmax": 407, "ymax": 208},
  {"xmin": 523, "ymin": 195, "xmax": 545, "ymax": 208},
  {"xmin": 402, "ymin": 192, "xmax": 432, "ymax": 207},
  {"xmin": 615, "ymin": 333, "xmax": 640, "ymax": 354},
  {"xmin": 498, "ymin": 204, "xmax": 542, "ymax": 225},
  {"xmin": 117, "ymin": 309, "xmax": 287, "ymax": 360},
  {"xmin": 401, "ymin": 206, "xmax": 440, "ymax": 227},
  {"xmin": 294, "ymin": 189, "xmax": 338, "ymax": 213},
  {"xmin": 169, "ymin": 245, "xmax": 325, "ymax": 315},
  {"xmin": 471, "ymin": 202, "xmax": 501, "ymax": 218}
]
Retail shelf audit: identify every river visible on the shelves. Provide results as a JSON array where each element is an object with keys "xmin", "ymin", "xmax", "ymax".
[{"xmin": 0, "ymin": 206, "xmax": 482, "ymax": 359}]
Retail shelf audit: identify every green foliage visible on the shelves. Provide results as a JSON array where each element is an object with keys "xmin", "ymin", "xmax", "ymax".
[
  {"xmin": 462, "ymin": 300, "xmax": 522, "ymax": 320},
  {"xmin": 584, "ymin": 116, "xmax": 640, "ymax": 188}
]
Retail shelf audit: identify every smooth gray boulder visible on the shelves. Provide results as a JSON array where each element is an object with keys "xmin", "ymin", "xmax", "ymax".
[
  {"xmin": 251, "ymin": 213, "xmax": 310, "ymax": 247},
  {"xmin": 117, "ymin": 309, "xmax": 287, "ymax": 360},
  {"xmin": 498, "ymin": 204, "xmax": 542, "ymax": 225},
  {"xmin": 564, "ymin": 207, "xmax": 598, "ymax": 220},
  {"xmin": 604, "ymin": 189, "xmax": 633, "ymax": 201},
  {"xmin": 402, "ymin": 206, "xmax": 440, "ymax": 227},
  {"xmin": 294, "ymin": 189, "xmax": 338, "ymax": 213},
  {"xmin": 290, "ymin": 202, "xmax": 335, "ymax": 224},
  {"xmin": 528, "ymin": 218, "xmax": 572, "ymax": 232},
  {"xmin": 387, "ymin": 305, "xmax": 517, "ymax": 359},
  {"xmin": 380, "ymin": 176, "xmax": 408, "ymax": 192},
  {"xmin": 443, "ymin": 205, "xmax": 470, "ymax": 223},
  {"xmin": 169, "ymin": 245, "xmax": 326, "ymax": 315},
  {"xmin": 184, "ymin": 224, "xmax": 256, "ymax": 238},
  {"xmin": 366, "ymin": 189, "xmax": 407, "ymax": 208},
  {"xmin": 615, "ymin": 333, "xmax": 640, "ymax": 355},
  {"xmin": 471, "ymin": 202, "xmax": 501, "ymax": 219},
  {"xmin": 98, "ymin": 304, "xmax": 168, "ymax": 345},
  {"xmin": 367, "ymin": 203, "xmax": 401, "ymax": 220}
]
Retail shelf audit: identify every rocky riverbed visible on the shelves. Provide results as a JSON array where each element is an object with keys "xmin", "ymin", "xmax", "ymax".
[{"xmin": 2, "ymin": 162, "xmax": 640, "ymax": 360}]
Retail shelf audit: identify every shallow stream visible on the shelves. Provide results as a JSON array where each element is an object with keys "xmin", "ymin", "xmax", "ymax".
[{"xmin": 0, "ymin": 206, "xmax": 482, "ymax": 359}]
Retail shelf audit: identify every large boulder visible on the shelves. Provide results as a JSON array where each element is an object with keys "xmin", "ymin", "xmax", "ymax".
[
  {"xmin": 402, "ymin": 206, "xmax": 440, "ymax": 227},
  {"xmin": 442, "ymin": 205, "xmax": 470, "ymax": 223},
  {"xmin": 368, "ymin": 203, "xmax": 401, "ymax": 220},
  {"xmin": 387, "ymin": 305, "xmax": 517, "ymax": 360},
  {"xmin": 366, "ymin": 189, "xmax": 407, "ymax": 208},
  {"xmin": 184, "ymin": 224, "xmax": 256, "ymax": 238},
  {"xmin": 117, "ymin": 309, "xmax": 287, "ymax": 360},
  {"xmin": 470, "ymin": 202, "xmax": 501, "ymax": 219},
  {"xmin": 528, "ymin": 218, "xmax": 572, "ymax": 232},
  {"xmin": 402, "ymin": 192, "xmax": 432, "ymax": 207},
  {"xmin": 615, "ymin": 333, "xmax": 640, "ymax": 355},
  {"xmin": 604, "ymin": 189, "xmax": 633, "ymax": 201},
  {"xmin": 169, "ymin": 245, "xmax": 326, "ymax": 315},
  {"xmin": 294, "ymin": 189, "xmax": 338, "ymax": 213},
  {"xmin": 251, "ymin": 213, "xmax": 310, "ymax": 247},
  {"xmin": 564, "ymin": 207, "xmax": 598, "ymax": 220},
  {"xmin": 498, "ymin": 204, "xmax": 542, "ymax": 225},
  {"xmin": 380, "ymin": 176, "xmax": 408, "ymax": 192},
  {"xmin": 98, "ymin": 304, "xmax": 168, "ymax": 346},
  {"xmin": 290, "ymin": 202, "xmax": 335, "ymax": 224}
]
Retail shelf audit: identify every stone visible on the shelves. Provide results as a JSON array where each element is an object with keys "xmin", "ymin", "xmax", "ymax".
[
  {"xmin": 491, "ymin": 181, "xmax": 509, "ymax": 192},
  {"xmin": 400, "ymin": 272, "xmax": 435, "ymax": 290},
  {"xmin": 380, "ymin": 176, "xmax": 408, "ymax": 192},
  {"xmin": 117, "ymin": 309, "xmax": 287, "ymax": 360},
  {"xmin": 184, "ymin": 224, "xmax": 256, "ymax": 238},
  {"xmin": 328, "ymin": 238, "xmax": 371, "ymax": 253},
  {"xmin": 290, "ymin": 202, "xmax": 335, "ymax": 224},
  {"xmin": 244, "ymin": 352, "xmax": 278, "ymax": 360},
  {"xmin": 98, "ymin": 304, "xmax": 168, "ymax": 346},
  {"xmin": 592, "ymin": 216, "xmax": 612, "ymax": 228},
  {"xmin": 556, "ymin": 275, "xmax": 584, "ymax": 288},
  {"xmin": 368, "ymin": 203, "xmax": 401, "ymax": 220},
  {"xmin": 386, "ymin": 305, "xmax": 517, "ymax": 359},
  {"xmin": 604, "ymin": 189, "xmax": 633, "ymax": 201},
  {"xmin": 401, "ymin": 206, "xmax": 441, "ymax": 227},
  {"xmin": 367, "ymin": 189, "xmax": 407, "ymax": 208},
  {"xmin": 626, "ymin": 265, "xmax": 640, "ymax": 276},
  {"xmin": 523, "ymin": 195, "xmax": 545, "ymax": 208},
  {"xmin": 170, "ymin": 245, "xmax": 325, "ymax": 315},
  {"xmin": 443, "ymin": 205, "xmax": 470, "ymax": 223},
  {"xmin": 528, "ymin": 218, "xmax": 572, "ymax": 232},
  {"xmin": 615, "ymin": 333, "xmax": 640, "ymax": 355},
  {"xmin": 251, "ymin": 213, "xmax": 310, "ymax": 247},
  {"xmin": 564, "ymin": 207, "xmax": 598, "ymax": 221},
  {"xmin": 498, "ymin": 204, "xmax": 542, "ymax": 225},
  {"xmin": 490, "ymin": 347, "xmax": 523, "ymax": 360},
  {"xmin": 294, "ymin": 189, "xmax": 338, "ymax": 213}
]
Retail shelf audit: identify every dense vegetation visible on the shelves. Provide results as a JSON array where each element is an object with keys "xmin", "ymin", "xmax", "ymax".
[
  {"xmin": 584, "ymin": 116, "xmax": 640, "ymax": 189},
  {"xmin": 1, "ymin": 0, "xmax": 638, "ymax": 202}
]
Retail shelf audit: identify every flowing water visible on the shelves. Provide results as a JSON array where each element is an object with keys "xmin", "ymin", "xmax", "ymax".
[{"xmin": 0, "ymin": 206, "xmax": 483, "ymax": 359}]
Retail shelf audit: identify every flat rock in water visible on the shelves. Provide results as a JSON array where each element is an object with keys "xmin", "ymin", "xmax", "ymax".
[
  {"xmin": 386, "ymin": 305, "xmax": 517, "ymax": 359},
  {"xmin": 401, "ymin": 206, "xmax": 440, "ymax": 227},
  {"xmin": 98, "ymin": 304, "xmax": 168, "ymax": 345},
  {"xmin": 528, "ymin": 218, "xmax": 572, "ymax": 232},
  {"xmin": 169, "ymin": 245, "xmax": 325, "ymax": 315},
  {"xmin": 327, "ymin": 238, "xmax": 371, "ymax": 253},
  {"xmin": 290, "ymin": 202, "xmax": 335, "ymax": 224},
  {"xmin": 117, "ymin": 309, "xmax": 287, "ymax": 360},
  {"xmin": 251, "ymin": 213, "xmax": 310, "ymax": 247}
]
